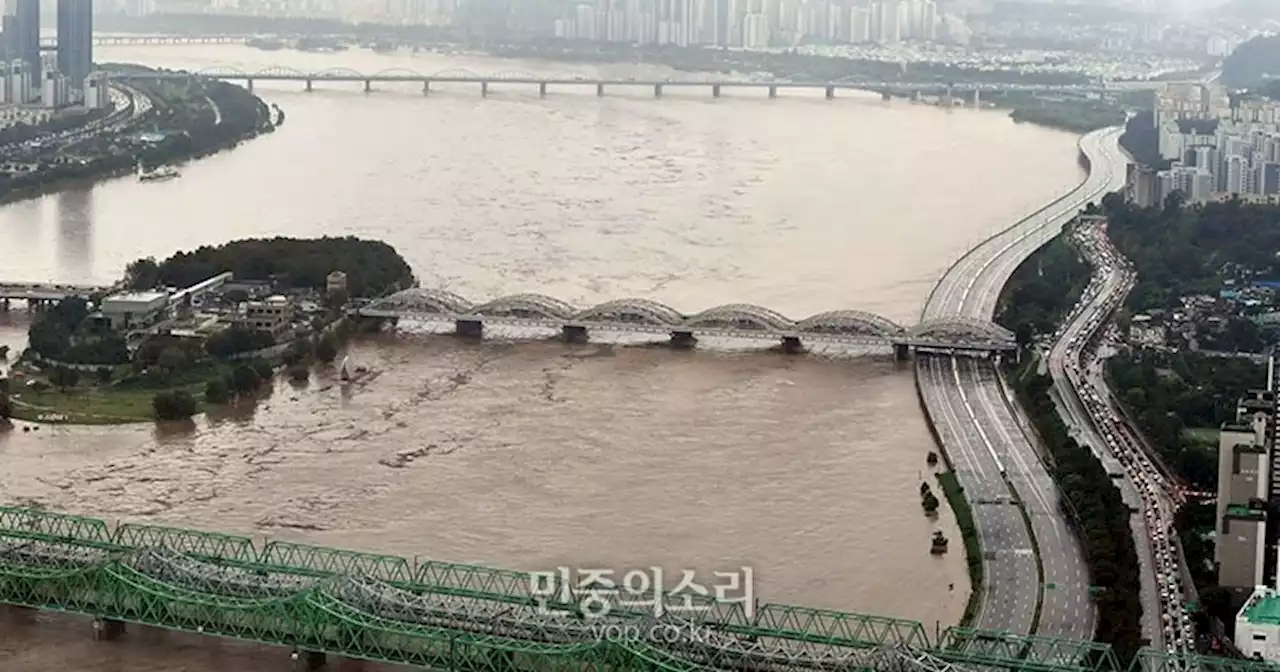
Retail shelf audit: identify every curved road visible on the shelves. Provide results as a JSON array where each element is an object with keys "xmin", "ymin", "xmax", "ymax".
[
  {"xmin": 917, "ymin": 127, "xmax": 1128, "ymax": 640},
  {"xmin": 1050, "ymin": 219, "xmax": 1196, "ymax": 654}
]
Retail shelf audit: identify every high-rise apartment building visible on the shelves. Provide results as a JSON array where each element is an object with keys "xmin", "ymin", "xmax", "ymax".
[
  {"xmin": 4, "ymin": 0, "xmax": 41, "ymax": 89},
  {"xmin": 57, "ymin": 0, "xmax": 94, "ymax": 92},
  {"xmin": 1216, "ymin": 374, "xmax": 1280, "ymax": 609}
]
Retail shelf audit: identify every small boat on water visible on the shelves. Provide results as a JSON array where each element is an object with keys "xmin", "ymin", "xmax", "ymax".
[{"xmin": 138, "ymin": 163, "xmax": 180, "ymax": 182}]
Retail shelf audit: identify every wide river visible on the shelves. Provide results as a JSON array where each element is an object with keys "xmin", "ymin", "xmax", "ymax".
[{"xmin": 0, "ymin": 44, "xmax": 1084, "ymax": 670}]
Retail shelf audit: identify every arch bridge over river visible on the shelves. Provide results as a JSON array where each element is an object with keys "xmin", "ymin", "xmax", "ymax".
[
  {"xmin": 351, "ymin": 288, "xmax": 1019, "ymax": 356},
  {"xmin": 0, "ymin": 506, "xmax": 1253, "ymax": 672}
]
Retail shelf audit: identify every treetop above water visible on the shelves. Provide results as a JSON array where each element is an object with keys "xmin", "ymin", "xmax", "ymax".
[{"xmin": 125, "ymin": 236, "xmax": 416, "ymax": 298}]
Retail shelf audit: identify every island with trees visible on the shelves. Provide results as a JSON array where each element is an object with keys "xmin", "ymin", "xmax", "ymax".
[
  {"xmin": 3, "ymin": 236, "xmax": 413, "ymax": 425},
  {"xmin": 0, "ymin": 65, "xmax": 281, "ymax": 205}
]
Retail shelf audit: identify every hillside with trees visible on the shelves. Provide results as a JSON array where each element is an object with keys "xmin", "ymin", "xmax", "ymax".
[
  {"xmin": 125, "ymin": 236, "xmax": 415, "ymax": 297},
  {"xmin": 1221, "ymin": 35, "xmax": 1280, "ymax": 89},
  {"xmin": 1103, "ymin": 194, "xmax": 1280, "ymax": 312}
]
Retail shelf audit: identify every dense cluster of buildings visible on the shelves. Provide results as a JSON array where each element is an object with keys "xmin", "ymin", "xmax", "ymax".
[
  {"xmin": 1126, "ymin": 84, "xmax": 1280, "ymax": 208},
  {"xmin": 132, "ymin": 0, "xmax": 947, "ymax": 48},
  {"xmin": 544, "ymin": 0, "xmax": 941, "ymax": 49},
  {"xmin": 93, "ymin": 270, "xmax": 348, "ymax": 347},
  {"xmin": 1213, "ymin": 378, "xmax": 1280, "ymax": 661},
  {"xmin": 0, "ymin": 0, "xmax": 93, "ymax": 108}
]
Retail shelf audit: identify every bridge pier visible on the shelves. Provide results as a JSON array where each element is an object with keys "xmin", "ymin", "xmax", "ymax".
[
  {"xmin": 364, "ymin": 80, "xmax": 372, "ymax": 93},
  {"xmin": 654, "ymin": 84, "xmax": 663, "ymax": 98},
  {"xmin": 0, "ymin": 299, "xmax": 7, "ymax": 312},
  {"xmin": 712, "ymin": 84, "xmax": 721, "ymax": 98},
  {"xmin": 825, "ymin": 86, "xmax": 835, "ymax": 100},
  {"xmin": 562, "ymin": 324, "xmax": 588, "ymax": 344},
  {"xmin": 781, "ymin": 336, "xmax": 803, "ymax": 354},
  {"xmin": 894, "ymin": 343, "xmax": 911, "ymax": 362},
  {"xmin": 597, "ymin": 83, "xmax": 605, "ymax": 97},
  {"xmin": 670, "ymin": 330, "xmax": 695, "ymax": 350},
  {"xmin": 481, "ymin": 81, "xmax": 489, "ymax": 97},
  {"xmin": 423, "ymin": 80, "xmax": 431, "ymax": 95},
  {"xmin": 972, "ymin": 90, "xmax": 981, "ymax": 108},
  {"xmin": 246, "ymin": 78, "xmax": 254, "ymax": 92},
  {"xmin": 305, "ymin": 79, "xmax": 312, "ymax": 92},
  {"xmin": 93, "ymin": 618, "xmax": 126, "ymax": 641},
  {"xmin": 455, "ymin": 319, "xmax": 484, "ymax": 338},
  {"xmin": 539, "ymin": 81, "xmax": 547, "ymax": 98},
  {"xmin": 768, "ymin": 85, "xmax": 777, "ymax": 98}
]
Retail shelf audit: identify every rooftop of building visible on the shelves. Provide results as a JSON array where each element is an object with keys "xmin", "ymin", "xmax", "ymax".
[
  {"xmin": 1242, "ymin": 587, "xmax": 1280, "ymax": 626},
  {"xmin": 101, "ymin": 291, "xmax": 168, "ymax": 305}
]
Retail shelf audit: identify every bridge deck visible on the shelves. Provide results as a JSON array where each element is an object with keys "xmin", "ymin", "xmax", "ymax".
[{"xmin": 350, "ymin": 290, "xmax": 1018, "ymax": 351}]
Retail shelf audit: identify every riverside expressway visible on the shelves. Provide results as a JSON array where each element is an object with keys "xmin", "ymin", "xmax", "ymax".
[
  {"xmin": 916, "ymin": 126, "xmax": 1128, "ymax": 639},
  {"xmin": 1048, "ymin": 218, "xmax": 1195, "ymax": 655}
]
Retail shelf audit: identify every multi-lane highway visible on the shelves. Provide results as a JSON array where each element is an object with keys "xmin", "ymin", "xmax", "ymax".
[
  {"xmin": 1048, "ymin": 218, "xmax": 1196, "ymax": 655},
  {"xmin": 917, "ymin": 126, "xmax": 1128, "ymax": 638}
]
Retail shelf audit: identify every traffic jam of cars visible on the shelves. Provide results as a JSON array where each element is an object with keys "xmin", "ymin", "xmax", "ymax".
[{"xmin": 1053, "ymin": 218, "xmax": 1195, "ymax": 654}]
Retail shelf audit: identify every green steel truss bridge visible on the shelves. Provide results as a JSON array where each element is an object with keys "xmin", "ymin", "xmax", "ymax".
[{"xmin": 0, "ymin": 505, "xmax": 1271, "ymax": 672}]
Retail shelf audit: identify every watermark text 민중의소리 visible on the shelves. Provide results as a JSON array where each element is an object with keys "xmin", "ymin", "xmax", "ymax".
[{"xmin": 527, "ymin": 566, "xmax": 755, "ymax": 619}]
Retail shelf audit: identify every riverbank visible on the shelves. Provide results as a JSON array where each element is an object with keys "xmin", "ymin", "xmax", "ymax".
[
  {"xmin": 95, "ymin": 14, "xmax": 1131, "ymax": 135},
  {"xmin": 0, "ymin": 67, "xmax": 279, "ymax": 206}
]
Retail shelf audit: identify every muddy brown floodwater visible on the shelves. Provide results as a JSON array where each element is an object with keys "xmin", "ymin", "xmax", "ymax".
[{"xmin": 0, "ymin": 41, "xmax": 1086, "ymax": 669}]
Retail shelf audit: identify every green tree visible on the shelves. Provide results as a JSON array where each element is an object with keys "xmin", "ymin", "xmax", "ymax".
[
  {"xmin": 152, "ymin": 390, "xmax": 197, "ymax": 421},
  {"xmin": 205, "ymin": 326, "xmax": 275, "ymax": 359},
  {"xmin": 326, "ymin": 288, "xmax": 350, "ymax": 311},
  {"xmin": 288, "ymin": 363, "xmax": 310, "ymax": 382},
  {"xmin": 204, "ymin": 378, "xmax": 230, "ymax": 404},
  {"xmin": 49, "ymin": 367, "xmax": 80, "ymax": 391},
  {"xmin": 125, "ymin": 257, "xmax": 162, "ymax": 289},
  {"xmin": 96, "ymin": 367, "xmax": 113, "ymax": 384},
  {"xmin": 315, "ymin": 335, "xmax": 338, "ymax": 364},
  {"xmin": 157, "ymin": 346, "xmax": 187, "ymax": 374},
  {"xmin": 252, "ymin": 360, "xmax": 274, "ymax": 380},
  {"xmin": 282, "ymin": 339, "xmax": 312, "ymax": 366},
  {"xmin": 231, "ymin": 364, "xmax": 261, "ymax": 393}
]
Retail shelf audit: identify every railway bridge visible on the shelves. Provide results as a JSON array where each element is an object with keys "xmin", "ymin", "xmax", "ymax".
[
  {"xmin": 352, "ymin": 288, "xmax": 1019, "ymax": 358},
  {"xmin": 0, "ymin": 505, "xmax": 1244, "ymax": 672}
]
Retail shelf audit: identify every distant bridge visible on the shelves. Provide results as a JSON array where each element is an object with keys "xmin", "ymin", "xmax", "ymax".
[
  {"xmin": 106, "ymin": 65, "xmax": 1129, "ymax": 98},
  {"xmin": 39, "ymin": 35, "xmax": 248, "ymax": 48},
  {"xmin": 0, "ymin": 282, "xmax": 112, "ymax": 303},
  {"xmin": 352, "ymin": 289, "xmax": 1018, "ymax": 356}
]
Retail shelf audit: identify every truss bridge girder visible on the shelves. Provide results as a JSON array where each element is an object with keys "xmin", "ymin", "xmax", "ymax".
[{"xmin": 0, "ymin": 506, "xmax": 1259, "ymax": 672}]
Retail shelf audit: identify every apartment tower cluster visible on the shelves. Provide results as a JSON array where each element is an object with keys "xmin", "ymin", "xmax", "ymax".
[
  {"xmin": 549, "ymin": 0, "xmax": 939, "ymax": 49},
  {"xmin": 0, "ymin": 0, "xmax": 94, "ymax": 107},
  {"xmin": 1127, "ymin": 83, "xmax": 1280, "ymax": 208}
]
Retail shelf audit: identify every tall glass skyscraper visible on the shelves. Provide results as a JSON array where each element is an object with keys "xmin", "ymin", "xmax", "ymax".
[
  {"xmin": 57, "ymin": 0, "xmax": 93, "ymax": 89},
  {"xmin": 5, "ymin": 0, "xmax": 41, "ymax": 80}
]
